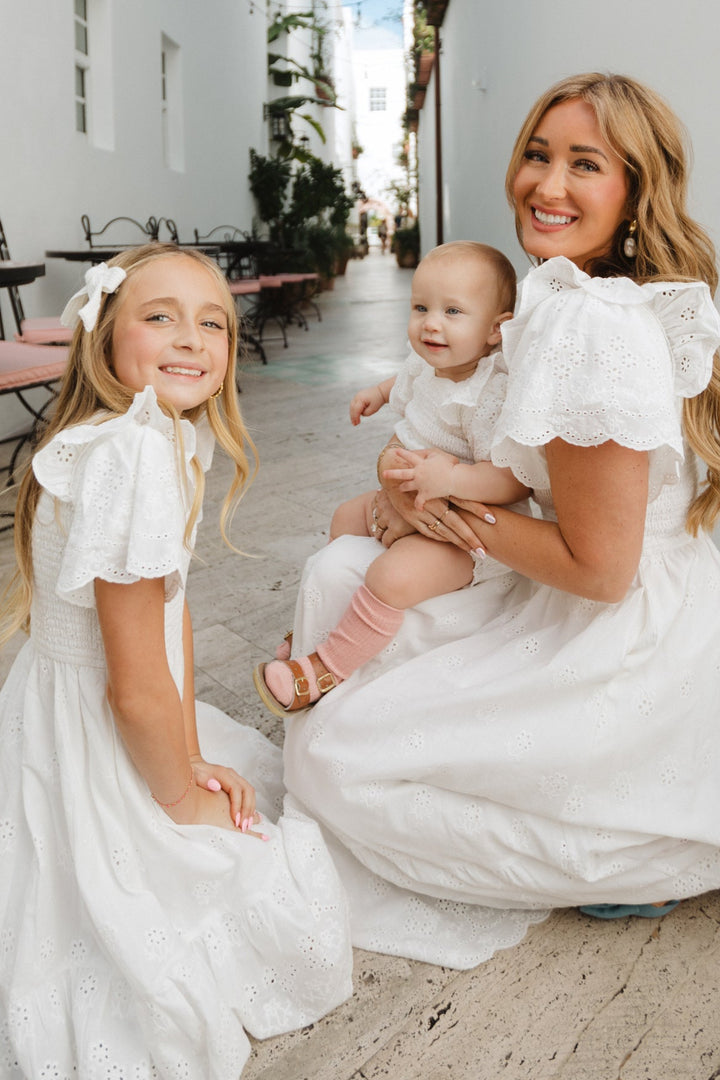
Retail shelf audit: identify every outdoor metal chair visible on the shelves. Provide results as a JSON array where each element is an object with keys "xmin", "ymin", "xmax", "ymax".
[
  {"xmin": 0, "ymin": 340, "xmax": 69, "ymax": 530},
  {"xmin": 193, "ymin": 226, "xmax": 269, "ymax": 363},
  {"xmin": 81, "ymin": 214, "xmax": 160, "ymax": 248},
  {"xmin": 156, "ymin": 217, "xmax": 180, "ymax": 243},
  {"xmin": 0, "ymin": 218, "xmax": 72, "ymax": 346}
]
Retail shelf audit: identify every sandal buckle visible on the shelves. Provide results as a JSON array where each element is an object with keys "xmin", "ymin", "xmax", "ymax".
[
  {"xmin": 316, "ymin": 671, "xmax": 336, "ymax": 694},
  {"xmin": 293, "ymin": 675, "xmax": 310, "ymax": 697}
]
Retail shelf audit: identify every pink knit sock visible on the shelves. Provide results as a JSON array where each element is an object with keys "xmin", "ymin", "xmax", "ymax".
[
  {"xmin": 317, "ymin": 584, "xmax": 404, "ymax": 681},
  {"xmin": 264, "ymin": 587, "xmax": 404, "ymax": 708},
  {"xmin": 275, "ymin": 633, "xmax": 292, "ymax": 661}
]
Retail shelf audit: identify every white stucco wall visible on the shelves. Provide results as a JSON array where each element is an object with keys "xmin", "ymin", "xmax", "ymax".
[
  {"xmin": 0, "ymin": 0, "xmax": 266, "ymax": 332},
  {"xmin": 416, "ymin": 0, "xmax": 720, "ymax": 277}
]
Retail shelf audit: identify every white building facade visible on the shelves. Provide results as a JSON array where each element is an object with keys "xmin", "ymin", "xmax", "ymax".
[
  {"xmin": 351, "ymin": 25, "xmax": 407, "ymax": 213},
  {"xmin": 0, "ymin": 0, "xmax": 267, "ymax": 314},
  {"xmin": 0, "ymin": 0, "xmax": 357, "ymax": 436}
]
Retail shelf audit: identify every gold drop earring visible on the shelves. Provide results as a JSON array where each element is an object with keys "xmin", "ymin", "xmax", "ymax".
[{"xmin": 624, "ymin": 220, "xmax": 638, "ymax": 258}]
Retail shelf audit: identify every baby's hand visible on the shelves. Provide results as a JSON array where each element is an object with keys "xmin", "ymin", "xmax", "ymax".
[
  {"xmin": 349, "ymin": 385, "xmax": 386, "ymax": 426},
  {"xmin": 384, "ymin": 448, "xmax": 459, "ymax": 509}
]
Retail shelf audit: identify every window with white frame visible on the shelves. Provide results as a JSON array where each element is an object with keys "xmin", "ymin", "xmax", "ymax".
[
  {"xmin": 161, "ymin": 35, "xmax": 184, "ymax": 171},
  {"xmin": 72, "ymin": 0, "xmax": 115, "ymax": 148},
  {"xmin": 369, "ymin": 87, "xmax": 386, "ymax": 112},
  {"xmin": 74, "ymin": 0, "xmax": 89, "ymax": 133}
]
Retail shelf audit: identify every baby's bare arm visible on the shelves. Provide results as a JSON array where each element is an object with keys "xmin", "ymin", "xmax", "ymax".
[
  {"xmin": 349, "ymin": 377, "xmax": 396, "ymax": 426},
  {"xmin": 385, "ymin": 449, "xmax": 530, "ymax": 509}
]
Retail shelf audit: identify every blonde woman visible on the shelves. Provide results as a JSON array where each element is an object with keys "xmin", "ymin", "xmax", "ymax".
[
  {"xmin": 282, "ymin": 74, "xmax": 720, "ymax": 966},
  {"xmin": 0, "ymin": 245, "xmax": 351, "ymax": 1076}
]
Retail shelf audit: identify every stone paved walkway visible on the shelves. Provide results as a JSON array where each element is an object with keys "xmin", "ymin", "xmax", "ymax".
[{"xmin": 2, "ymin": 251, "xmax": 719, "ymax": 1079}]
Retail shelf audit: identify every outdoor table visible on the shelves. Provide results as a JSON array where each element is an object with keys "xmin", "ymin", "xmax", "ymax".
[
  {"xmin": 0, "ymin": 260, "xmax": 46, "ymax": 338},
  {"xmin": 47, "ymin": 244, "xmax": 222, "ymax": 265},
  {"xmin": 46, "ymin": 248, "xmax": 123, "ymax": 264},
  {"xmin": 0, "ymin": 260, "xmax": 46, "ymax": 286}
]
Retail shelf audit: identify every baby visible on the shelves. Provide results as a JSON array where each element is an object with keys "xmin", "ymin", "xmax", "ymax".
[{"xmin": 255, "ymin": 240, "xmax": 530, "ymax": 714}]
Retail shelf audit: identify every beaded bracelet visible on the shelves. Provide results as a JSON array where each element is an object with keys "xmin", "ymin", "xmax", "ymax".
[{"xmin": 152, "ymin": 768, "xmax": 194, "ymax": 808}]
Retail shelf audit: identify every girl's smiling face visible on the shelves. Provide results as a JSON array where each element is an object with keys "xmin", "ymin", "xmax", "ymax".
[
  {"xmin": 111, "ymin": 255, "xmax": 230, "ymax": 413},
  {"xmin": 512, "ymin": 98, "xmax": 630, "ymax": 270}
]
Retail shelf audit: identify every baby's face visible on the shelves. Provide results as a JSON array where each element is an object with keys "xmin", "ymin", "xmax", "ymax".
[{"xmin": 408, "ymin": 255, "xmax": 508, "ymax": 381}]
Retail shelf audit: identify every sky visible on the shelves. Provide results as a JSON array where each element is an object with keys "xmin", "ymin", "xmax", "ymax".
[{"xmin": 343, "ymin": 0, "xmax": 404, "ymax": 39}]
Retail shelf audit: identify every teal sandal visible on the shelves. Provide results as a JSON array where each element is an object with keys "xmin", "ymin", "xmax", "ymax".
[{"xmin": 580, "ymin": 901, "xmax": 679, "ymax": 919}]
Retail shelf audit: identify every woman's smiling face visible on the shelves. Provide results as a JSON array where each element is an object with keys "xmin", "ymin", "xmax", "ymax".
[{"xmin": 512, "ymin": 98, "xmax": 630, "ymax": 270}]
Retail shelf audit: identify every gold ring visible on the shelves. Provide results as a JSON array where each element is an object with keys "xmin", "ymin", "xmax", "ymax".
[
  {"xmin": 441, "ymin": 506, "xmax": 451, "ymax": 522},
  {"xmin": 429, "ymin": 518, "xmax": 442, "ymax": 532}
]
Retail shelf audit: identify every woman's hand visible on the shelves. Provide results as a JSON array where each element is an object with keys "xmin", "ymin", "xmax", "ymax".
[
  {"xmin": 373, "ymin": 487, "xmax": 487, "ymax": 553},
  {"xmin": 377, "ymin": 444, "xmax": 487, "ymax": 551},
  {"xmin": 371, "ymin": 488, "xmax": 416, "ymax": 546},
  {"xmin": 188, "ymin": 755, "xmax": 265, "ymax": 836}
]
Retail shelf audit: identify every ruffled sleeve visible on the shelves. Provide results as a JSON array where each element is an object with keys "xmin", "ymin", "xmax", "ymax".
[
  {"xmin": 493, "ymin": 256, "xmax": 720, "ymax": 498},
  {"xmin": 33, "ymin": 387, "xmax": 205, "ymax": 607}
]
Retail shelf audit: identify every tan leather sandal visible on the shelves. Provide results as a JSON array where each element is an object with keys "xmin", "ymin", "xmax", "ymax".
[{"xmin": 253, "ymin": 653, "xmax": 336, "ymax": 718}]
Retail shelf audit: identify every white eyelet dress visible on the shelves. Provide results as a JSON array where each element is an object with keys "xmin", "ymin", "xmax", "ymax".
[
  {"xmin": 0, "ymin": 387, "xmax": 352, "ymax": 1079},
  {"xmin": 283, "ymin": 256, "xmax": 720, "ymax": 970}
]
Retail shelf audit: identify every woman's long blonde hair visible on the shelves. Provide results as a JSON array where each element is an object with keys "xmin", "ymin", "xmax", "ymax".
[
  {"xmin": 505, "ymin": 72, "xmax": 720, "ymax": 535},
  {"xmin": 1, "ymin": 243, "xmax": 257, "ymax": 643}
]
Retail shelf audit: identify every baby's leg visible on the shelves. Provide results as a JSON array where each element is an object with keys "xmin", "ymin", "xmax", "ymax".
[
  {"xmin": 365, "ymin": 533, "xmax": 474, "ymax": 609},
  {"xmin": 274, "ymin": 490, "xmax": 376, "ymax": 660},
  {"xmin": 329, "ymin": 491, "xmax": 376, "ymax": 540},
  {"xmin": 257, "ymin": 536, "xmax": 474, "ymax": 713}
]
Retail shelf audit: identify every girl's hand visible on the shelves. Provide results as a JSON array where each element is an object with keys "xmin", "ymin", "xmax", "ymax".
[
  {"xmin": 384, "ymin": 448, "xmax": 459, "ymax": 508},
  {"xmin": 185, "ymin": 755, "xmax": 266, "ymax": 837}
]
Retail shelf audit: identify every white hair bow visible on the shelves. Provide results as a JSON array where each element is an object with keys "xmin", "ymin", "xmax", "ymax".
[{"xmin": 60, "ymin": 262, "xmax": 127, "ymax": 331}]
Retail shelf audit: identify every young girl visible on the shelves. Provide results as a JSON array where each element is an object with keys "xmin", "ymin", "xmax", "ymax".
[
  {"xmin": 254, "ymin": 241, "xmax": 530, "ymax": 715},
  {"xmin": 0, "ymin": 245, "xmax": 351, "ymax": 1078}
]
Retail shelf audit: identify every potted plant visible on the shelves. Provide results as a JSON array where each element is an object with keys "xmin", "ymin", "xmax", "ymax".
[
  {"xmin": 304, "ymin": 222, "xmax": 338, "ymax": 288},
  {"xmin": 394, "ymin": 222, "xmax": 420, "ymax": 268},
  {"xmin": 332, "ymin": 227, "xmax": 356, "ymax": 276}
]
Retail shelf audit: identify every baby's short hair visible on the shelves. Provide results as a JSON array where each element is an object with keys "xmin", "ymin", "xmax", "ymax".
[{"xmin": 422, "ymin": 240, "xmax": 517, "ymax": 314}]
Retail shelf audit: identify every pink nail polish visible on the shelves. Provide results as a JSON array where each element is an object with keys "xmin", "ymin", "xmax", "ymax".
[
  {"xmin": 235, "ymin": 813, "xmax": 241, "ymax": 828},
  {"xmin": 207, "ymin": 778, "xmax": 221, "ymax": 792},
  {"xmin": 474, "ymin": 547, "xmax": 486, "ymax": 558},
  {"xmin": 261, "ymin": 834, "xmax": 270, "ymax": 842},
  {"xmin": 484, "ymin": 513, "xmax": 496, "ymax": 524}
]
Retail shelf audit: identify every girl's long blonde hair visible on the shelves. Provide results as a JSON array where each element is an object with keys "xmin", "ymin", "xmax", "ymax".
[
  {"xmin": 1, "ymin": 243, "xmax": 257, "ymax": 643},
  {"xmin": 505, "ymin": 72, "xmax": 720, "ymax": 535}
]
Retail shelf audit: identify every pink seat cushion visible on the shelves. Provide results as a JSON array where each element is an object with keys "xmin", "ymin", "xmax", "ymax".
[
  {"xmin": 258, "ymin": 275, "xmax": 283, "ymax": 288},
  {"xmin": 228, "ymin": 279, "xmax": 261, "ymax": 296},
  {"xmin": 16, "ymin": 317, "xmax": 73, "ymax": 346},
  {"xmin": 0, "ymin": 341, "xmax": 68, "ymax": 391}
]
